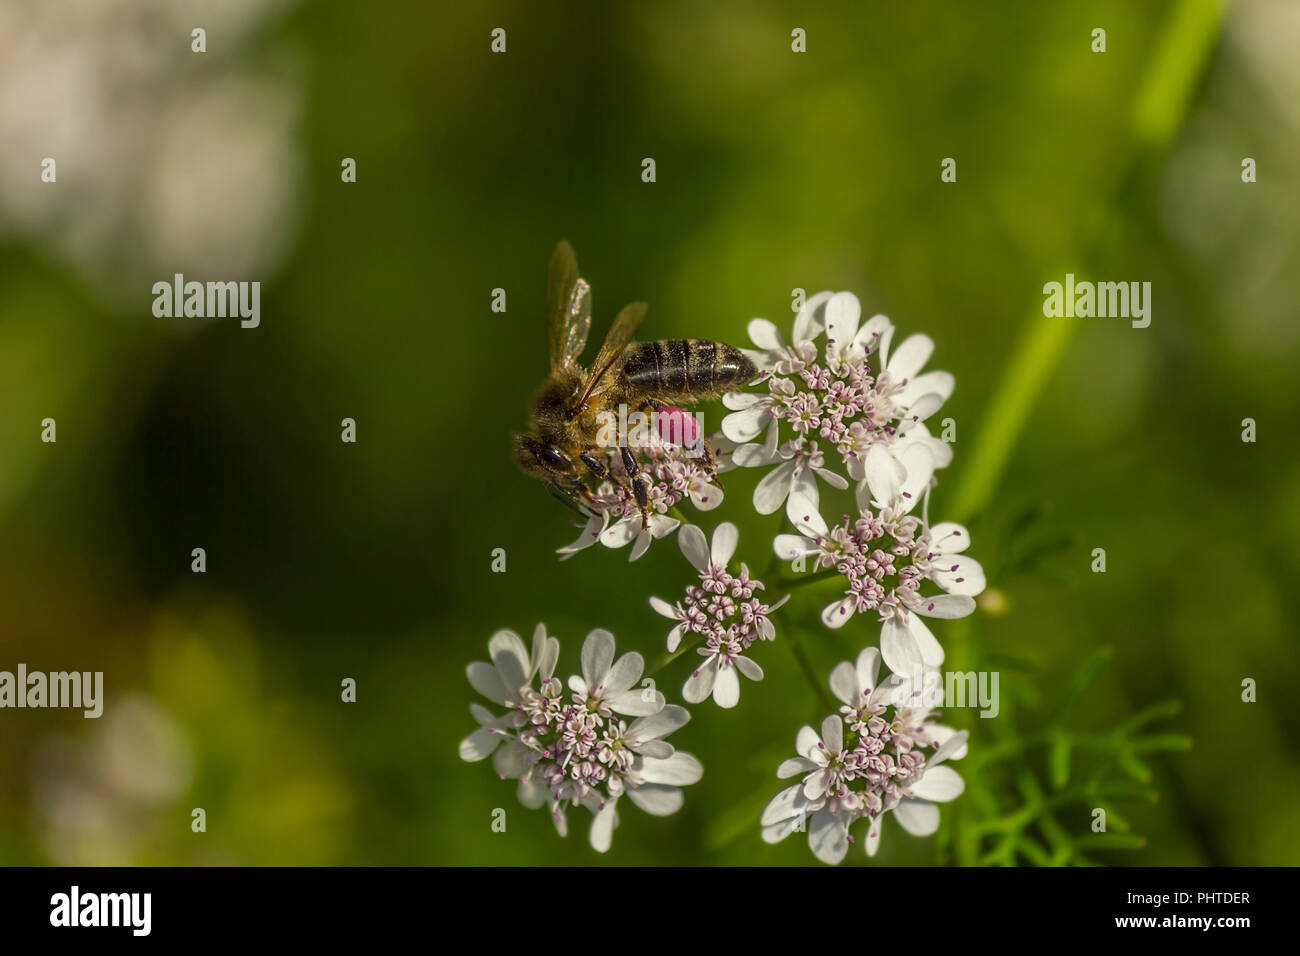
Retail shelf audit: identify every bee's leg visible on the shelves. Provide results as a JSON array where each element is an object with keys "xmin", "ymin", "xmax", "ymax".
[
  {"xmin": 579, "ymin": 451, "xmax": 609, "ymax": 481},
  {"xmin": 547, "ymin": 481, "xmax": 594, "ymax": 518},
  {"xmin": 619, "ymin": 446, "xmax": 652, "ymax": 530},
  {"xmin": 700, "ymin": 436, "xmax": 725, "ymax": 491}
]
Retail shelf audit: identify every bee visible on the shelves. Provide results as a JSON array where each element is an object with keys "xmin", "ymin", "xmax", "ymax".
[{"xmin": 514, "ymin": 241, "xmax": 757, "ymax": 525}]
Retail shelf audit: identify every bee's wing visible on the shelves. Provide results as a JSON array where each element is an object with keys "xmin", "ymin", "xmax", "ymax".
[
  {"xmin": 574, "ymin": 300, "xmax": 647, "ymax": 407},
  {"xmin": 547, "ymin": 240, "xmax": 591, "ymax": 371}
]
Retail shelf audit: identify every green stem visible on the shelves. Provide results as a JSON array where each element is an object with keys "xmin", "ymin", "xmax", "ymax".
[
  {"xmin": 948, "ymin": 0, "xmax": 1228, "ymax": 523},
  {"xmin": 772, "ymin": 567, "xmax": 841, "ymax": 591},
  {"xmin": 789, "ymin": 634, "xmax": 834, "ymax": 711},
  {"xmin": 646, "ymin": 633, "xmax": 703, "ymax": 677}
]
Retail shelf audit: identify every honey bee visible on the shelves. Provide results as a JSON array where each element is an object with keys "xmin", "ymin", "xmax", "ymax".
[{"xmin": 514, "ymin": 241, "xmax": 757, "ymax": 525}]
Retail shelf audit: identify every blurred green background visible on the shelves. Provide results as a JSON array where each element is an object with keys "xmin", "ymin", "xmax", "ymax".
[{"xmin": 1, "ymin": 0, "xmax": 1298, "ymax": 865}]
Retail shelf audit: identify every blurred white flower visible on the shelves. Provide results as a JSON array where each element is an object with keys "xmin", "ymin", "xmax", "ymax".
[
  {"xmin": 0, "ymin": 0, "xmax": 303, "ymax": 302},
  {"xmin": 31, "ymin": 695, "xmax": 195, "ymax": 865}
]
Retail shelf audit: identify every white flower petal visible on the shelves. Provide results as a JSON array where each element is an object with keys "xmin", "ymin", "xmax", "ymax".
[
  {"xmin": 777, "ymin": 756, "xmax": 818, "ymax": 778},
  {"xmin": 863, "ymin": 443, "xmax": 903, "ymax": 507},
  {"xmin": 648, "ymin": 595, "xmax": 679, "ymax": 619},
  {"xmin": 820, "ymin": 714, "xmax": 844, "ymax": 755},
  {"xmin": 466, "ymin": 661, "xmax": 509, "ymax": 705},
  {"xmin": 733, "ymin": 655, "xmax": 764, "ymax": 682},
  {"xmin": 602, "ymin": 651, "xmax": 645, "ymax": 696},
  {"xmin": 762, "ymin": 816, "xmax": 802, "ymax": 844},
  {"xmin": 609, "ymin": 687, "xmax": 663, "ymax": 716},
  {"xmin": 773, "ymin": 533, "xmax": 817, "ymax": 561},
  {"xmin": 928, "ymin": 726, "xmax": 969, "ymax": 763},
  {"xmin": 558, "ymin": 514, "xmax": 607, "ymax": 555},
  {"xmin": 723, "ymin": 390, "xmax": 765, "ymax": 411},
  {"xmin": 628, "ymin": 704, "xmax": 690, "ymax": 743},
  {"xmin": 517, "ymin": 778, "xmax": 547, "ymax": 809},
  {"xmin": 856, "ymin": 314, "xmax": 893, "ymax": 359},
  {"xmin": 897, "ymin": 370, "xmax": 954, "ymax": 408},
  {"xmin": 932, "ymin": 555, "xmax": 987, "ymax": 596},
  {"xmin": 528, "ymin": 623, "xmax": 548, "ymax": 676},
  {"xmin": 786, "ymin": 472, "xmax": 819, "ymax": 525},
  {"xmin": 906, "ymin": 614, "xmax": 946, "ymax": 668},
  {"xmin": 814, "ymin": 467, "xmax": 850, "ymax": 490},
  {"xmin": 712, "ymin": 665, "xmax": 741, "ymax": 708},
  {"xmin": 722, "ymin": 406, "xmax": 769, "ymax": 442},
  {"xmin": 747, "ymin": 317, "xmax": 786, "ymax": 350},
  {"xmin": 911, "ymin": 765, "xmax": 965, "ymax": 802},
  {"xmin": 865, "ymin": 817, "xmax": 883, "ymax": 856},
  {"xmin": 488, "ymin": 629, "xmax": 530, "ymax": 694},
  {"xmin": 828, "ymin": 661, "xmax": 859, "ymax": 706},
  {"xmin": 881, "ymin": 616, "xmax": 923, "ymax": 673},
  {"xmin": 897, "ymin": 443, "xmax": 935, "ymax": 506},
  {"xmin": 923, "ymin": 433, "xmax": 954, "ymax": 468},
  {"xmin": 803, "ymin": 771, "xmax": 828, "ymax": 800},
  {"xmin": 457, "ymin": 727, "xmax": 501, "ymax": 762},
  {"xmin": 589, "ymin": 798, "xmax": 618, "ymax": 853},
  {"xmin": 792, "ymin": 291, "xmax": 832, "ymax": 343},
  {"xmin": 600, "ymin": 518, "xmax": 640, "ymax": 548},
  {"xmin": 820, "ymin": 596, "xmax": 857, "ymax": 629},
  {"xmin": 788, "ymin": 495, "xmax": 829, "ymax": 536},
  {"xmin": 681, "ymin": 659, "xmax": 718, "ymax": 704},
  {"xmin": 628, "ymin": 528, "xmax": 653, "ymax": 561},
  {"xmin": 809, "ymin": 810, "xmax": 849, "ymax": 865},
  {"xmin": 689, "ymin": 481, "xmax": 723, "ymax": 510},
  {"xmin": 913, "ymin": 594, "xmax": 977, "ymax": 619},
  {"xmin": 824, "ymin": 292, "xmax": 861, "ymax": 355},
  {"xmin": 898, "ymin": 392, "xmax": 946, "ymax": 431},
  {"xmin": 580, "ymin": 628, "xmax": 615, "ymax": 689},
  {"xmin": 640, "ymin": 751, "xmax": 703, "ymax": 786},
  {"xmin": 795, "ymin": 725, "xmax": 821, "ymax": 760},
  {"xmin": 711, "ymin": 522, "xmax": 739, "ymax": 568},
  {"xmin": 635, "ymin": 740, "xmax": 674, "ymax": 759},
  {"xmin": 666, "ymin": 623, "xmax": 686, "ymax": 652},
  {"xmin": 886, "ymin": 333, "xmax": 935, "ymax": 382},
  {"xmin": 762, "ymin": 783, "xmax": 806, "ymax": 825},
  {"xmin": 678, "ymin": 524, "xmax": 710, "ymax": 572},
  {"xmin": 929, "ymin": 729, "xmax": 970, "ymax": 767},
  {"xmin": 732, "ymin": 441, "xmax": 780, "ymax": 467},
  {"xmin": 929, "ymin": 521, "xmax": 970, "ymax": 553},
  {"xmin": 895, "ymin": 798, "xmax": 941, "ymax": 836},
  {"xmin": 493, "ymin": 740, "xmax": 528, "ymax": 779},
  {"xmin": 627, "ymin": 784, "xmax": 684, "ymax": 816},
  {"xmin": 855, "ymin": 646, "xmax": 882, "ymax": 693},
  {"xmin": 752, "ymin": 459, "xmax": 797, "ymax": 514}
]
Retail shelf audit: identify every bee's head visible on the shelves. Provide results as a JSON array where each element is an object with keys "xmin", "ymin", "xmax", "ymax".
[{"xmin": 514, "ymin": 433, "xmax": 576, "ymax": 481}]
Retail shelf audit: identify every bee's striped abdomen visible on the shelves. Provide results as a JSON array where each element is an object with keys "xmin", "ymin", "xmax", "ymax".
[{"xmin": 619, "ymin": 339, "xmax": 756, "ymax": 399}]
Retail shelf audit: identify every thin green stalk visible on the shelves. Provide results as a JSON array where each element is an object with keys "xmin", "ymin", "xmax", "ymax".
[{"xmin": 949, "ymin": 0, "xmax": 1228, "ymax": 523}]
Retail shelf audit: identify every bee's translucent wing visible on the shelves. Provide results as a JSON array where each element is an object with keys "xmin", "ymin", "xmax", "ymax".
[
  {"xmin": 575, "ymin": 300, "xmax": 647, "ymax": 407},
  {"xmin": 547, "ymin": 240, "xmax": 590, "ymax": 371},
  {"xmin": 563, "ymin": 279, "xmax": 592, "ymax": 367}
]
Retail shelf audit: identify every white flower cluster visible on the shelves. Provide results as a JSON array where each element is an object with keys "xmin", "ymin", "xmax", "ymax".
[
  {"xmin": 459, "ymin": 625, "xmax": 702, "ymax": 852},
  {"xmin": 649, "ymin": 522, "xmax": 789, "ymax": 709},
  {"xmin": 725, "ymin": 291, "xmax": 984, "ymax": 674},
  {"xmin": 722, "ymin": 291, "xmax": 953, "ymax": 523},
  {"xmin": 469, "ymin": 289, "xmax": 983, "ymax": 863},
  {"xmin": 762, "ymin": 648, "xmax": 968, "ymax": 864},
  {"xmin": 557, "ymin": 430, "xmax": 724, "ymax": 562}
]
